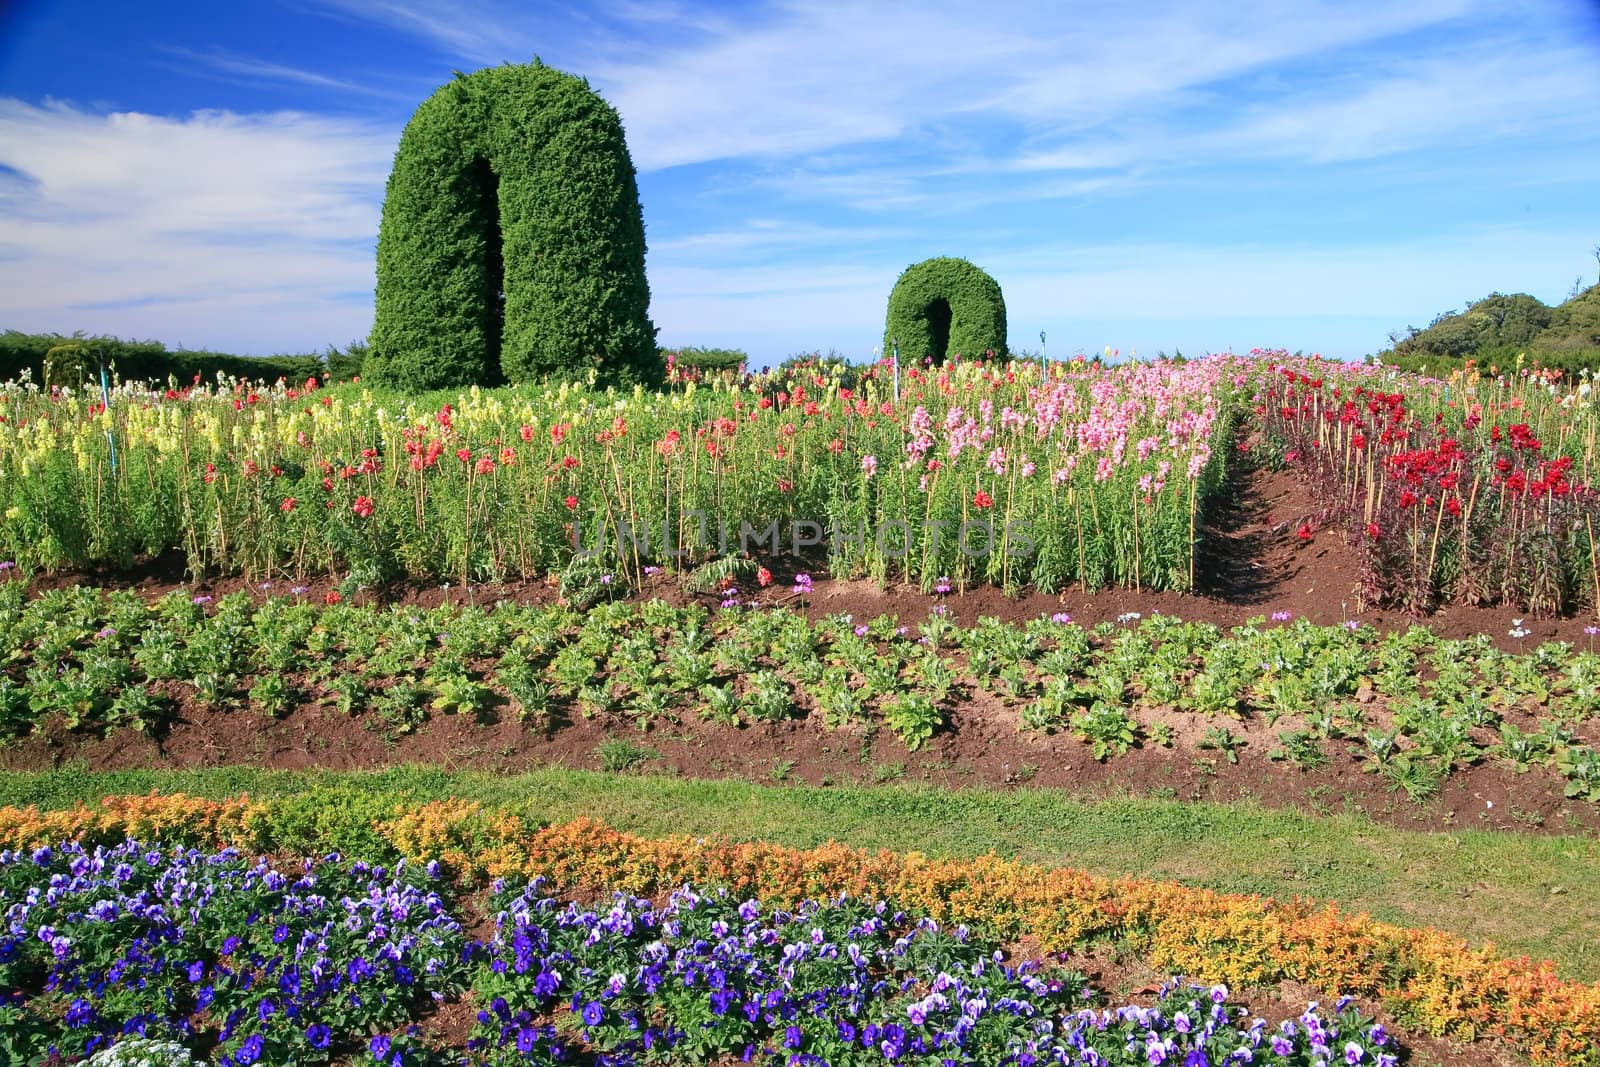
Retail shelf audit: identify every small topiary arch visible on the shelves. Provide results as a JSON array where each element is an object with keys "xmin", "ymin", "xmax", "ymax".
[
  {"xmin": 883, "ymin": 257, "xmax": 1007, "ymax": 364},
  {"xmin": 42, "ymin": 341, "xmax": 94, "ymax": 388},
  {"xmin": 368, "ymin": 62, "xmax": 659, "ymax": 391}
]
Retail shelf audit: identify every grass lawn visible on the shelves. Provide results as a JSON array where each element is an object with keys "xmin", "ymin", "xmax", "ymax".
[{"xmin": 2, "ymin": 764, "xmax": 1596, "ymax": 980}]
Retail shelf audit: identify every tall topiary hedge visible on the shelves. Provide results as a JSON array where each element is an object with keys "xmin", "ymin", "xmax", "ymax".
[
  {"xmin": 369, "ymin": 62, "xmax": 659, "ymax": 391},
  {"xmin": 884, "ymin": 257, "xmax": 1007, "ymax": 363}
]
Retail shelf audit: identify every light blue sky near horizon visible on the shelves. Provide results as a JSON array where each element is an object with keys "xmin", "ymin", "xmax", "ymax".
[{"xmin": 0, "ymin": 0, "xmax": 1597, "ymax": 369}]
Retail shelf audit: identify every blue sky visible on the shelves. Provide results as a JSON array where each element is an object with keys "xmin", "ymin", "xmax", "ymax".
[{"xmin": 1, "ymin": 0, "xmax": 1597, "ymax": 367}]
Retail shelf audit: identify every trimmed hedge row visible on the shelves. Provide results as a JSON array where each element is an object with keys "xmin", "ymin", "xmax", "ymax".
[
  {"xmin": 0, "ymin": 791, "xmax": 1594, "ymax": 1066},
  {"xmin": 0, "ymin": 331, "xmax": 330, "ymax": 387}
]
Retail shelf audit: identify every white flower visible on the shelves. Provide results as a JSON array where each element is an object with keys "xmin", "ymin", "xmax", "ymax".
[{"xmin": 86, "ymin": 1038, "xmax": 202, "ymax": 1067}]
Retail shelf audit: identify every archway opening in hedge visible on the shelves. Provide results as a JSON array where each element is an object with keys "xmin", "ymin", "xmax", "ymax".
[
  {"xmin": 467, "ymin": 155, "xmax": 506, "ymax": 383},
  {"xmin": 924, "ymin": 297, "xmax": 952, "ymax": 363}
]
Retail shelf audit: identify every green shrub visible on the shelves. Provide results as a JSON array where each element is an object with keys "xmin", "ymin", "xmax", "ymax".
[
  {"xmin": 883, "ymin": 257, "xmax": 1007, "ymax": 364},
  {"xmin": 1377, "ymin": 346, "xmax": 1600, "ymax": 381},
  {"xmin": 42, "ymin": 341, "xmax": 93, "ymax": 387},
  {"xmin": 257, "ymin": 787, "xmax": 403, "ymax": 859},
  {"xmin": 369, "ymin": 62, "xmax": 659, "ymax": 391},
  {"xmin": 324, "ymin": 338, "xmax": 368, "ymax": 381}
]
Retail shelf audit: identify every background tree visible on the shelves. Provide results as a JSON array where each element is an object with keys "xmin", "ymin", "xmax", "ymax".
[{"xmin": 1382, "ymin": 284, "xmax": 1600, "ymax": 378}]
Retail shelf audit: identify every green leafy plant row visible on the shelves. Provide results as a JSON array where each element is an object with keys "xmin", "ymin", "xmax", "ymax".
[{"xmin": 2, "ymin": 583, "xmax": 1597, "ymax": 798}]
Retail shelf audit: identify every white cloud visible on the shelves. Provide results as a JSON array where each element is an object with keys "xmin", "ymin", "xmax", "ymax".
[
  {"xmin": 306, "ymin": 1, "xmax": 1501, "ymax": 170},
  {"xmin": 593, "ymin": 1, "xmax": 1023, "ymax": 170},
  {"xmin": 161, "ymin": 46, "xmax": 419, "ymax": 100},
  {"xmin": 0, "ymin": 100, "xmax": 394, "ymax": 351},
  {"xmin": 588, "ymin": 0, "xmax": 1498, "ymax": 170},
  {"xmin": 648, "ymin": 218, "xmax": 911, "ymax": 258},
  {"xmin": 1189, "ymin": 46, "xmax": 1600, "ymax": 165},
  {"xmin": 750, "ymin": 161, "xmax": 1138, "ymax": 214},
  {"xmin": 309, "ymin": 0, "xmax": 539, "ymax": 66},
  {"xmin": 299, "ymin": 1, "xmax": 1600, "ymax": 204}
]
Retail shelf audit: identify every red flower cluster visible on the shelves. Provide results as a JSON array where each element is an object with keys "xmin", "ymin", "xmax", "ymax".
[
  {"xmin": 405, "ymin": 439, "xmax": 444, "ymax": 471},
  {"xmin": 1383, "ymin": 439, "xmax": 1464, "ymax": 488},
  {"xmin": 1505, "ymin": 422, "xmax": 1542, "ymax": 452},
  {"xmin": 1501, "ymin": 456, "xmax": 1576, "ymax": 498}
]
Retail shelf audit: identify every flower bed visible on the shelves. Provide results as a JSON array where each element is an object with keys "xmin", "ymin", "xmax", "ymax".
[
  {"xmin": 0, "ymin": 795, "xmax": 1593, "ymax": 1065},
  {"xmin": 1254, "ymin": 353, "xmax": 1600, "ymax": 614},
  {"xmin": 0, "ymin": 356, "xmax": 1238, "ymax": 594},
  {"xmin": 469, "ymin": 880, "xmax": 1393, "ymax": 1067},
  {"xmin": 1, "ymin": 836, "xmax": 1402, "ymax": 1066},
  {"xmin": 0, "ymin": 839, "xmax": 473, "ymax": 1064}
]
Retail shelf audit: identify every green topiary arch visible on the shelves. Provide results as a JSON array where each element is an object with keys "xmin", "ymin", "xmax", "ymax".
[
  {"xmin": 368, "ymin": 62, "xmax": 659, "ymax": 391},
  {"xmin": 884, "ymin": 257, "xmax": 1007, "ymax": 364}
]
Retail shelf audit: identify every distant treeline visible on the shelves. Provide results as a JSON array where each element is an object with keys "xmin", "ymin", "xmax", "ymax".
[
  {"xmin": 0, "ymin": 331, "xmax": 369, "ymax": 387},
  {"xmin": 1375, "ymin": 284, "xmax": 1600, "ymax": 380}
]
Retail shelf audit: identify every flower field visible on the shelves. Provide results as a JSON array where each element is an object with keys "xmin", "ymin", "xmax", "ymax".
[
  {"xmin": 9, "ymin": 350, "xmax": 1600, "ymax": 614},
  {"xmin": 0, "ymin": 357, "xmax": 1236, "ymax": 594},
  {"xmin": 1255, "ymin": 353, "xmax": 1600, "ymax": 614},
  {"xmin": 4, "ymin": 350, "xmax": 1600, "ymax": 1066}
]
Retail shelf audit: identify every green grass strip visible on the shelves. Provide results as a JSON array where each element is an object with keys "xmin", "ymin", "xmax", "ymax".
[{"xmin": 1, "ymin": 764, "xmax": 1596, "ymax": 980}]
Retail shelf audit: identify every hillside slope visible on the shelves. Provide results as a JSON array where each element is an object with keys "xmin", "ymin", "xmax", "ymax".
[{"xmin": 1380, "ymin": 282, "xmax": 1600, "ymax": 376}]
